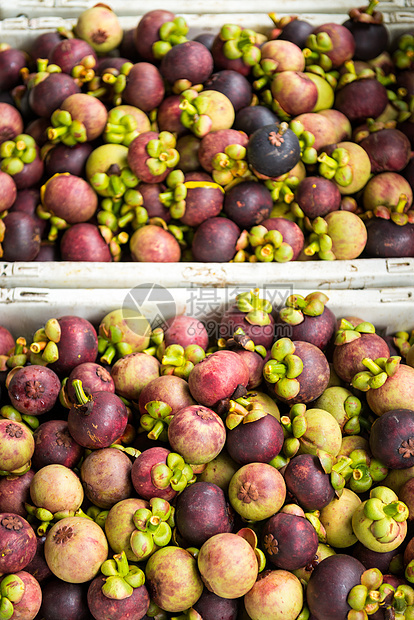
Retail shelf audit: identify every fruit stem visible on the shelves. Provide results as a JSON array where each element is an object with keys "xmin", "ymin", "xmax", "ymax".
[{"xmin": 72, "ymin": 379, "xmax": 90, "ymax": 406}]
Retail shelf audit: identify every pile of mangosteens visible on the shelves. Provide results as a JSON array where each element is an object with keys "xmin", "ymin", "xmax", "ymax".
[
  {"xmin": 1, "ymin": 2, "xmax": 414, "ymax": 264},
  {"xmin": 1, "ymin": 287, "xmax": 414, "ymax": 620}
]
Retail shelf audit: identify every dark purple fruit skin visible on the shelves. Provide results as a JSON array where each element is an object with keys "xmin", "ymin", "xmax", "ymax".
[
  {"xmin": 342, "ymin": 20, "xmax": 389, "ymax": 61},
  {"xmin": 123, "ymin": 62, "xmax": 165, "ymax": 112},
  {"xmin": 160, "ymin": 40, "xmax": 213, "ymax": 85},
  {"xmin": 193, "ymin": 587, "xmax": 239, "ymax": 620},
  {"xmin": 369, "ymin": 409, "xmax": 414, "ymax": 469},
  {"xmin": 67, "ymin": 362, "xmax": 115, "ymax": 403},
  {"xmin": 88, "ymin": 575, "xmax": 150, "ymax": 620},
  {"xmin": 0, "ymin": 469, "xmax": 34, "ymax": 517},
  {"xmin": 234, "ymin": 349, "xmax": 265, "ymax": 390},
  {"xmin": 224, "ymin": 181, "xmax": 273, "ymax": 229},
  {"xmin": 191, "ymin": 217, "xmax": 241, "ymax": 262},
  {"xmin": 163, "ymin": 315, "xmax": 209, "ymax": 350},
  {"xmin": 50, "ymin": 316, "xmax": 99, "ymax": 376},
  {"xmin": 32, "ymin": 420, "xmax": 84, "ymax": 470},
  {"xmin": 312, "ymin": 23, "xmax": 356, "ymax": 68},
  {"xmin": 12, "ymin": 150, "xmax": 44, "ymax": 190},
  {"xmin": 204, "ymin": 70, "xmax": 252, "ymax": 112},
  {"xmin": 0, "ymin": 513, "xmax": 37, "ymax": 574},
  {"xmin": 276, "ymin": 306, "xmax": 337, "ymax": 351},
  {"xmin": 67, "ymin": 391, "xmax": 128, "ymax": 449},
  {"xmin": 44, "ymin": 142, "xmax": 93, "ymax": 177},
  {"xmin": 306, "ymin": 554, "xmax": 365, "ymax": 620},
  {"xmin": 295, "ymin": 177, "xmax": 341, "ymax": 219},
  {"xmin": 198, "ymin": 129, "xmax": 249, "ymax": 174},
  {"xmin": 225, "ymin": 413, "xmax": 284, "ymax": 465},
  {"xmin": 219, "ymin": 305, "xmax": 275, "ymax": 350},
  {"xmin": 157, "ymin": 95, "xmax": 186, "ymax": 136},
  {"xmin": 247, "ymin": 123, "xmax": 301, "ymax": 178},
  {"xmin": 43, "ymin": 173, "xmax": 98, "ymax": 224},
  {"xmin": 2, "ymin": 212, "xmax": 40, "ymax": 261},
  {"xmin": 211, "ymin": 34, "xmax": 251, "ymax": 76},
  {"xmin": 278, "ymin": 19, "xmax": 314, "ymax": 48},
  {"xmin": 139, "ymin": 183, "xmax": 171, "ymax": 222},
  {"xmin": 233, "ymin": 105, "xmax": 279, "ymax": 135},
  {"xmin": 360, "ymin": 128, "xmax": 411, "ymax": 173},
  {"xmin": 335, "ymin": 79, "xmax": 388, "ymax": 124},
  {"xmin": 49, "ymin": 38, "xmax": 97, "ymax": 74},
  {"xmin": 266, "ymin": 341, "xmax": 330, "ymax": 404},
  {"xmin": 365, "ymin": 219, "xmax": 414, "ymax": 258},
  {"xmin": 134, "ymin": 9, "xmax": 175, "ymax": 63},
  {"xmin": 262, "ymin": 512, "xmax": 319, "ymax": 570},
  {"xmin": 0, "ymin": 102, "xmax": 24, "ymax": 145},
  {"xmin": 180, "ymin": 172, "xmax": 224, "ymax": 227},
  {"xmin": 24, "ymin": 534, "xmax": 53, "ymax": 584},
  {"xmin": 41, "ymin": 579, "xmax": 90, "ymax": 620},
  {"xmin": 60, "ymin": 223, "xmax": 112, "ymax": 262},
  {"xmin": 352, "ymin": 542, "xmax": 399, "ymax": 573},
  {"xmin": 175, "ymin": 481, "xmax": 234, "ymax": 547},
  {"xmin": 261, "ymin": 217, "xmax": 305, "ymax": 261},
  {"xmin": 34, "ymin": 242, "xmax": 60, "ymax": 262},
  {"xmin": 193, "ymin": 33, "xmax": 216, "ymax": 50},
  {"xmin": 8, "ymin": 365, "xmax": 61, "ymax": 416},
  {"xmin": 333, "ymin": 332, "xmax": 390, "ymax": 384},
  {"xmin": 0, "ymin": 47, "xmax": 26, "ymax": 91},
  {"xmin": 131, "ymin": 446, "xmax": 178, "ymax": 502},
  {"xmin": 29, "ymin": 73, "xmax": 81, "ymax": 118},
  {"xmin": 29, "ymin": 31, "xmax": 65, "ymax": 62},
  {"xmin": 283, "ymin": 454, "xmax": 335, "ymax": 511}
]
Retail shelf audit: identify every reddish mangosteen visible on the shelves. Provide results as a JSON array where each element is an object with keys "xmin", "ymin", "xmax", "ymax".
[
  {"xmin": 193, "ymin": 32, "xmax": 215, "ymax": 50},
  {"xmin": 40, "ymin": 578, "xmax": 90, "ymax": 620},
  {"xmin": 191, "ymin": 217, "xmax": 241, "ymax": 262},
  {"xmin": 8, "ymin": 365, "xmax": 61, "ymax": 416},
  {"xmin": 0, "ymin": 103, "xmax": 23, "ymax": 145},
  {"xmin": 110, "ymin": 351, "xmax": 160, "ymax": 400},
  {"xmin": 198, "ymin": 128, "xmax": 249, "ymax": 175},
  {"xmin": 360, "ymin": 128, "xmax": 411, "ymax": 173},
  {"xmin": 188, "ymin": 349, "xmax": 249, "ymax": 408},
  {"xmin": 0, "ymin": 469, "xmax": 34, "ymax": 517},
  {"xmin": 317, "ymin": 109, "xmax": 352, "ymax": 142},
  {"xmin": 127, "ymin": 131, "xmax": 178, "ymax": 184},
  {"xmin": 41, "ymin": 173, "xmax": 98, "ymax": 226},
  {"xmin": 157, "ymin": 95, "xmax": 186, "ymax": 136},
  {"xmin": 87, "ymin": 574, "xmax": 150, "ymax": 620},
  {"xmin": 363, "ymin": 360, "xmax": 414, "ymax": 416},
  {"xmin": 48, "ymin": 38, "xmax": 97, "ymax": 75},
  {"xmin": 60, "ymin": 223, "xmax": 112, "ymax": 262},
  {"xmin": 363, "ymin": 171, "xmax": 413, "ymax": 211},
  {"xmin": 49, "ymin": 93, "xmax": 108, "ymax": 145},
  {"xmin": 175, "ymin": 481, "xmax": 234, "ymax": 547},
  {"xmin": 233, "ymin": 105, "xmax": 280, "ymax": 135},
  {"xmin": 138, "ymin": 375, "xmax": 195, "ymax": 417},
  {"xmin": 211, "ymin": 30, "xmax": 255, "ymax": 77},
  {"xmin": 0, "ymin": 45, "xmax": 26, "ymax": 91},
  {"xmin": 67, "ymin": 381, "xmax": 128, "ymax": 449},
  {"xmin": 0, "ymin": 325, "xmax": 14, "ymax": 356},
  {"xmin": 139, "ymin": 183, "xmax": 171, "ymax": 222},
  {"xmin": 310, "ymin": 23, "xmax": 356, "ymax": 68},
  {"xmin": 28, "ymin": 73, "xmax": 81, "ymax": 119},
  {"xmin": 0, "ymin": 170, "xmax": 17, "ymax": 213},
  {"xmin": 66, "ymin": 362, "xmax": 115, "ymax": 403},
  {"xmin": 283, "ymin": 454, "xmax": 335, "ymax": 511},
  {"xmin": 133, "ymin": 9, "xmax": 176, "ymax": 63},
  {"xmin": 224, "ymin": 180, "xmax": 273, "ymax": 229},
  {"xmin": 160, "ymin": 40, "xmax": 213, "ymax": 87},
  {"xmin": 259, "ymin": 217, "xmax": 305, "ymax": 262},
  {"xmin": 163, "ymin": 315, "xmax": 209, "ymax": 350},
  {"xmin": 130, "ymin": 446, "xmax": 180, "ymax": 502},
  {"xmin": 80, "ymin": 447, "xmax": 133, "ymax": 509},
  {"xmin": 244, "ymin": 568, "xmax": 304, "ymax": 620},
  {"xmin": 262, "ymin": 512, "xmax": 319, "ymax": 571},
  {"xmin": 178, "ymin": 171, "xmax": 225, "ymax": 227},
  {"xmin": 0, "ymin": 570, "xmax": 42, "ymax": 620},
  {"xmin": 0, "ymin": 513, "xmax": 37, "ymax": 574},
  {"xmin": 225, "ymin": 412, "xmax": 284, "ymax": 465},
  {"xmin": 44, "ymin": 142, "xmax": 93, "ymax": 177},
  {"xmin": 32, "ymin": 419, "xmax": 83, "ymax": 470},
  {"xmin": 234, "ymin": 349, "xmax": 266, "ymax": 389},
  {"xmin": 271, "ymin": 71, "xmax": 318, "ymax": 117},
  {"xmin": 292, "ymin": 112, "xmax": 337, "ymax": 151},
  {"xmin": 0, "ymin": 212, "xmax": 40, "ymax": 261},
  {"xmin": 34, "ymin": 242, "xmax": 59, "ymax": 262},
  {"xmin": 204, "ymin": 70, "xmax": 252, "ymax": 112},
  {"xmin": 1, "ymin": 141, "xmax": 44, "ymax": 191},
  {"xmin": 306, "ymin": 554, "xmax": 365, "ymax": 620},
  {"xmin": 333, "ymin": 325, "xmax": 390, "ymax": 384},
  {"xmin": 219, "ymin": 289, "xmax": 275, "ymax": 350},
  {"xmin": 295, "ymin": 176, "xmax": 341, "ymax": 219},
  {"xmin": 29, "ymin": 30, "xmax": 65, "ymax": 60},
  {"xmin": 168, "ymin": 405, "xmax": 226, "ymax": 464},
  {"xmin": 123, "ymin": 63, "xmax": 165, "ymax": 112}
]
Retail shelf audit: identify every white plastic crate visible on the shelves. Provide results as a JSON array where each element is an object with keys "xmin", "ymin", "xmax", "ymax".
[{"xmin": 0, "ymin": 287, "xmax": 413, "ymax": 339}]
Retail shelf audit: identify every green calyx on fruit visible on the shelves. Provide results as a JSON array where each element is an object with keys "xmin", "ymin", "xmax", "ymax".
[
  {"xmin": 101, "ymin": 550, "xmax": 145, "ymax": 600},
  {"xmin": 159, "ymin": 170, "xmax": 187, "ymax": 219},
  {"xmin": 289, "ymin": 120, "xmax": 318, "ymax": 165},
  {"xmin": 26, "ymin": 58, "xmax": 61, "ymax": 88},
  {"xmin": 0, "ymin": 134, "xmax": 37, "ymax": 176},
  {"xmin": 71, "ymin": 54, "xmax": 96, "ymax": 85},
  {"xmin": 263, "ymin": 338, "xmax": 303, "ymax": 399},
  {"xmin": 2, "ymin": 336, "xmax": 29, "ymax": 370},
  {"xmin": 393, "ymin": 33, "xmax": 414, "ymax": 71},
  {"xmin": 393, "ymin": 329, "xmax": 414, "ymax": 357},
  {"xmin": 248, "ymin": 224, "xmax": 294, "ymax": 263},
  {"xmin": 334, "ymin": 318, "xmax": 376, "ymax": 346},
  {"xmin": 152, "ymin": 16, "xmax": 189, "ymax": 60},
  {"xmin": 179, "ymin": 89, "xmax": 214, "ymax": 138},
  {"xmin": 159, "ymin": 343, "xmax": 205, "ymax": 379},
  {"xmin": 98, "ymin": 308, "xmax": 151, "ymax": 365},
  {"xmin": 130, "ymin": 498, "xmax": 174, "ymax": 560},
  {"xmin": 47, "ymin": 109, "xmax": 88, "ymax": 146},
  {"xmin": 0, "ymin": 404, "xmax": 39, "ymax": 432},
  {"xmin": 225, "ymin": 398, "xmax": 268, "ymax": 430},
  {"xmin": 151, "ymin": 452, "xmax": 196, "ymax": 493},
  {"xmin": 279, "ymin": 292, "xmax": 329, "ymax": 326},
  {"xmin": 252, "ymin": 56, "xmax": 280, "ymax": 91},
  {"xmin": 336, "ymin": 60, "xmax": 376, "ymax": 90},
  {"xmin": 352, "ymin": 486, "xmax": 408, "ymax": 553},
  {"xmin": 211, "ymin": 143, "xmax": 248, "ymax": 186},
  {"xmin": 349, "ymin": 0, "xmax": 383, "ymax": 23},
  {"xmin": 219, "ymin": 24, "xmax": 262, "ymax": 66},
  {"xmin": 303, "ymin": 32, "xmax": 334, "ymax": 72},
  {"xmin": 88, "ymin": 63, "xmax": 133, "ymax": 107},
  {"xmin": 103, "ymin": 106, "xmax": 140, "ymax": 146},
  {"xmin": 97, "ymin": 190, "xmax": 146, "ymax": 233},
  {"xmin": 351, "ymin": 356, "xmax": 401, "ymax": 391},
  {"xmin": 304, "ymin": 216, "xmax": 336, "ymax": 260},
  {"xmin": 90, "ymin": 165, "xmax": 139, "ymax": 199},
  {"xmin": 140, "ymin": 400, "xmax": 174, "ymax": 442},
  {"xmin": 318, "ymin": 147, "xmax": 354, "ymax": 189},
  {"xmin": 28, "ymin": 318, "xmax": 61, "ymax": 365},
  {"xmin": 347, "ymin": 568, "xmax": 414, "ymax": 619},
  {"xmin": 146, "ymin": 131, "xmax": 179, "ymax": 176},
  {"xmin": 305, "ymin": 64, "xmax": 338, "ymax": 90},
  {"xmin": 0, "ymin": 573, "xmax": 25, "ymax": 620},
  {"xmin": 354, "ymin": 118, "xmax": 397, "ymax": 144},
  {"xmin": 331, "ymin": 449, "xmax": 388, "ymax": 497},
  {"xmin": 86, "ymin": 504, "xmax": 110, "ymax": 529},
  {"xmin": 235, "ymin": 288, "xmax": 273, "ymax": 325},
  {"xmin": 98, "ymin": 226, "xmax": 129, "ymax": 262},
  {"xmin": 265, "ymin": 173, "xmax": 300, "ymax": 205},
  {"xmin": 218, "ymin": 327, "xmax": 267, "ymax": 358},
  {"xmin": 361, "ymin": 193, "xmax": 414, "ymax": 227}
]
